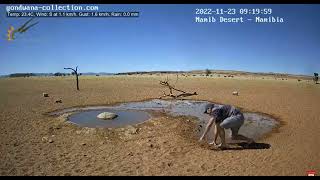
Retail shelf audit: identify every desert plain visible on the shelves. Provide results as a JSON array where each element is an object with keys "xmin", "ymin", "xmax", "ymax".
[{"xmin": 0, "ymin": 73, "xmax": 319, "ymax": 176}]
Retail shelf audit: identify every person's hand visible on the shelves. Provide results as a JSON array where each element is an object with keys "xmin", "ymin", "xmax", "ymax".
[{"xmin": 198, "ymin": 136, "xmax": 204, "ymax": 142}]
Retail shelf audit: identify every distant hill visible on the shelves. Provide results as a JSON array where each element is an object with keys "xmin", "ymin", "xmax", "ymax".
[
  {"xmin": 114, "ymin": 70, "xmax": 314, "ymax": 80},
  {"xmin": 116, "ymin": 71, "xmax": 187, "ymax": 75},
  {"xmin": 8, "ymin": 73, "xmax": 37, "ymax": 78},
  {"xmin": 82, "ymin": 72, "xmax": 114, "ymax": 76},
  {"xmin": 3, "ymin": 72, "xmax": 114, "ymax": 77}
]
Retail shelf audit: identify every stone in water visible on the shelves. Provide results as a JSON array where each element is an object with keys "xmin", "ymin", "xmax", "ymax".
[{"xmin": 97, "ymin": 112, "xmax": 118, "ymax": 120}]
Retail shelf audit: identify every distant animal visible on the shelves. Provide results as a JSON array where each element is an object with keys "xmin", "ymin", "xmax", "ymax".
[{"xmin": 232, "ymin": 91, "xmax": 239, "ymax": 96}]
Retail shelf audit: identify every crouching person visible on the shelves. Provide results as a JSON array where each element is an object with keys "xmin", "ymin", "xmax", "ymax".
[{"xmin": 199, "ymin": 103, "xmax": 254, "ymax": 148}]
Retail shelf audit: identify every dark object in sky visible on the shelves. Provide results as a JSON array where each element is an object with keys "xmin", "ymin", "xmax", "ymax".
[
  {"xmin": 16, "ymin": 17, "xmax": 39, "ymax": 33},
  {"xmin": 7, "ymin": 18, "xmax": 39, "ymax": 41}
]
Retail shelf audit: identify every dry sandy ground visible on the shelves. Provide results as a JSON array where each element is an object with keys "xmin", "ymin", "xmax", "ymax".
[{"xmin": 0, "ymin": 75, "xmax": 319, "ymax": 176}]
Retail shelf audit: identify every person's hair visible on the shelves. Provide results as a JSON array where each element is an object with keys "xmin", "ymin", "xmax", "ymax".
[{"xmin": 204, "ymin": 103, "xmax": 215, "ymax": 114}]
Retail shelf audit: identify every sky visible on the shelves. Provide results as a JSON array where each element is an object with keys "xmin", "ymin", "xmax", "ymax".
[{"xmin": 0, "ymin": 4, "xmax": 319, "ymax": 75}]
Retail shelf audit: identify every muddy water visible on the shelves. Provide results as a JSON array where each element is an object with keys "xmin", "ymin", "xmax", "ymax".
[{"xmin": 49, "ymin": 99, "xmax": 279, "ymax": 141}]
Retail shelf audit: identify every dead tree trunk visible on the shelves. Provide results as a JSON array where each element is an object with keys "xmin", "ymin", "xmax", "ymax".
[
  {"xmin": 314, "ymin": 73, "xmax": 319, "ymax": 84},
  {"xmin": 159, "ymin": 80, "xmax": 197, "ymax": 99},
  {"xmin": 64, "ymin": 66, "xmax": 79, "ymax": 90}
]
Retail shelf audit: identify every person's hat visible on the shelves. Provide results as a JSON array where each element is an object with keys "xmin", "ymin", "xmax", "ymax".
[{"xmin": 204, "ymin": 103, "xmax": 215, "ymax": 114}]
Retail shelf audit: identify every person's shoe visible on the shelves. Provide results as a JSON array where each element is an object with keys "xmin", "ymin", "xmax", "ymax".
[
  {"xmin": 248, "ymin": 138, "xmax": 255, "ymax": 144},
  {"xmin": 216, "ymin": 143, "xmax": 228, "ymax": 149},
  {"xmin": 209, "ymin": 141, "xmax": 217, "ymax": 145}
]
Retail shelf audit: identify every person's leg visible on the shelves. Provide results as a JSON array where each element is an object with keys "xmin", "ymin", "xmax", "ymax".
[
  {"xmin": 209, "ymin": 123, "xmax": 228, "ymax": 148},
  {"xmin": 230, "ymin": 114, "xmax": 254, "ymax": 144},
  {"xmin": 219, "ymin": 113, "xmax": 252, "ymax": 143},
  {"xmin": 217, "ymin": 124, "xmax": 226, "ymax": 147},
  {"xmin": 209, "ymin": 124, "xmax": 225, "ymax": 146},
  {"xmin": 231, "ymin": 130, "xmax": 254, "ymax": 144}
]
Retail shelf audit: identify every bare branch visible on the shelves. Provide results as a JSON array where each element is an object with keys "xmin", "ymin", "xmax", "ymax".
[
  {"xmin": 64, "ymin": 67, "xmax": 76, "ymax": 73},
  {"xmin": 160, "ymin": 81, "xmax": 187, "ymax": 94},
  {"xmin": 159, "ymin": 79, "xmax": 197, "ymax": 99},
  {"xmin": 176, "ymin": 92, "xmax": 197, "ymax": 98}
]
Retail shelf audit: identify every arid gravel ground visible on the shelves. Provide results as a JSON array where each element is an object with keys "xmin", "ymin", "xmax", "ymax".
[{"xmin": 0, "ymin": 75, "xmax": 319, "ymax": 176}]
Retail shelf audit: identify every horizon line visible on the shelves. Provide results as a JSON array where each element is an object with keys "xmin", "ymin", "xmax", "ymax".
[{"xmin": 0, "ymin": 69, "xmax": 315, "ymax": 77}]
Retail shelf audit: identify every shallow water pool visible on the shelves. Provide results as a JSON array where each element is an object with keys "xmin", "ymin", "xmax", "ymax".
[
  {"xmin": 68, "ymin": 109, "xmax": 151, "ymax": 128},
  {"xmin": 49, "ymin": 99, "xmax": 279, "ymax": 141}
]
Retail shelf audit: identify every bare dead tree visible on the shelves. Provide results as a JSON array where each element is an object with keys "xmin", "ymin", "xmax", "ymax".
[
  {"xmin": 314, "ymin": 73, "xmax": 319, "ymax": 84},
  {"xmin": 205, "ymin": 69, "xmax": 211, "ymax": 76},
  {"xmin": 64, "ymin": 66, "xmax": 79, "ymax": 90},
  {"xmin": 159, "ymin": 75, "xmax": 197, "ymax": 99}
]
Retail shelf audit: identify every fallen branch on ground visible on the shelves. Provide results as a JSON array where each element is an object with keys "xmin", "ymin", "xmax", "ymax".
[{"xmin": 159, "ymin": 80, "xmax": 197, "ymax": 99}]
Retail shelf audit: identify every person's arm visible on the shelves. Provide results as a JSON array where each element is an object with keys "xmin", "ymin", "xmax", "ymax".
[
  {"xmin": 199, "ymin": 117, "xmax": 214, "ymax": 141},
  {"xmin": 209, "ymin": 123, "xmax": 219, "ymax": 145},
  {"xmin": 214, "ymin": 123, "xmax": 219, "ymax": 144}
]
